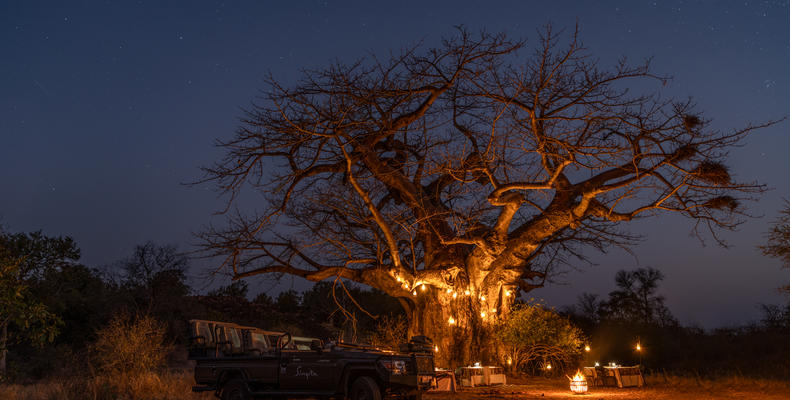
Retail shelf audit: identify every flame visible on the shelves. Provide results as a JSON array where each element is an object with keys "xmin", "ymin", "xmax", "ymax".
[{"xmin": 569, "ymin": 369, "xmax": 588, "ymax": 394}]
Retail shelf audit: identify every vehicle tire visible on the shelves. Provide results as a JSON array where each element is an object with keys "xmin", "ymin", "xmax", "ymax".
[
  {"xmin": 221, "ymin": 378, "xmax": 251, "ymax": 400},
  {"xmin": 350, "ymin": 376, "xmax": 381, "ymax": 400}
]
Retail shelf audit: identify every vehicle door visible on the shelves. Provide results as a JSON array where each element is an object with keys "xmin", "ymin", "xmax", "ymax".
[
  {"xmin": 244, "ymin": 331, "xmax": 278, "ymax": 384},
  {"xmin": 278, "ymin": 349, "xmax": 337, "ymax": 390}
]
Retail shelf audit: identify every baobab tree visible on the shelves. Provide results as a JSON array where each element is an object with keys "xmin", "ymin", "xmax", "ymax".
[{"xmin": 199, "ymin": 26, "xmax": 775, "ymax": 367}]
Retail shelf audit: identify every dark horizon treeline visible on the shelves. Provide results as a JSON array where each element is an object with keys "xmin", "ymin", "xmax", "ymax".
[
  {"xmin": 2, "ymin": 231, "xmax": 789, "ymax": 382},
  {"xmin": 560, "ymin": 267, "xmax": 790, "ymax": 379},
  {"xmin": 1, "ymin": 233, "xmax": 402, "ymax": 382}
]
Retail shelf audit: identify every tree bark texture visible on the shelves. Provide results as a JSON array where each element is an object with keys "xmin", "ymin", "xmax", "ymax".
[{"xmin": 408, "ymin": 280, "xmax": 514, "ymax": 368}]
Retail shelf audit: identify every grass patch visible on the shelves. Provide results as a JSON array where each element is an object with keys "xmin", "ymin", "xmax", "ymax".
[
  {"xmin": 0, "ymin": 370, "xmax": 212, "ymax": 400},
  {"xmin": 647, "ymin": 372, "xmax": 790, "ymax": 391}
]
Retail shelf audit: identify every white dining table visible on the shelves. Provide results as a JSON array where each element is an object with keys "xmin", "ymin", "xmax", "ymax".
[{"xmin": 604, "ymin": 366, "xmax": 644, "ymax": 388}]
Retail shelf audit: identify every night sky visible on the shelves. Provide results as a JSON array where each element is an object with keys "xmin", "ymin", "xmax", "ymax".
[{"xmin": 2, "ymin": 1, "xmax": 788, "ymax": 328}]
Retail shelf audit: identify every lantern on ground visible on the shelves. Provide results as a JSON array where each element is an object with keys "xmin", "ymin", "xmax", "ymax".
[{"xmin": 569, "ymin": 370, "xmax": 588, "ymax": 394}]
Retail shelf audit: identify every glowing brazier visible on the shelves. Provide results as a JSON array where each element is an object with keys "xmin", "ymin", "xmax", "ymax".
[{"xmin": 569, "ymin": 370, "xmax": 588, "ymax": 394}]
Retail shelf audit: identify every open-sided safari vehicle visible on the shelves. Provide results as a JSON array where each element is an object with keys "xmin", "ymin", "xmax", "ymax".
[{"xmin": 188, "ymin": 319, "xmax": 435, "ymax": 400}]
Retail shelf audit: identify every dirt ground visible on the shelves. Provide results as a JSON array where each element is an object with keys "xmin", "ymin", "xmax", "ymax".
[
  {"xmin": 423, "ymin": 376, "xmax": 790, "ymax": 400},
  {"xmin": 4, "ymin": 373, "xmax": 789, "ymax": 400}
]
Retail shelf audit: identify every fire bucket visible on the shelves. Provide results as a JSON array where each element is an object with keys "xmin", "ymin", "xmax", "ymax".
[{"xmin": 569, "ymin": 370, "xmax": 588, "ymax": 394}]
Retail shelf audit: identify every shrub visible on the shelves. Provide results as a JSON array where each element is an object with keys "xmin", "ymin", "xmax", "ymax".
[
  {"xmin": 92, "ymin": 313, "xmax": 170, "ymax": 376},
  {"xmin": 496, "ymin": 302, "xmax": 585, "ymax": 375},
  {"xmin": 367, "ymin": 314, "xmax": 408, "ymax": 350}
]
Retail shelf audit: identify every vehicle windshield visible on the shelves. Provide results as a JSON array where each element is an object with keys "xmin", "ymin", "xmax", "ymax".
[{"xmin": 250, "ymin": 332, "xmax": 270, "ymax": 351}]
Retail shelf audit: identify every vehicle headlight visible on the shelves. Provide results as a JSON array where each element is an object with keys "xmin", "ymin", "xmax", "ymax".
[{"xmin": 380, "ymin": 359, "xmax": 407, "ymax": 375}]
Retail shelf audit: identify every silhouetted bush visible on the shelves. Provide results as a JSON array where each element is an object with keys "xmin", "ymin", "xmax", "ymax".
[{"xmin": 92, "ymin": 313, "xmax": 171, "ymax": 376}]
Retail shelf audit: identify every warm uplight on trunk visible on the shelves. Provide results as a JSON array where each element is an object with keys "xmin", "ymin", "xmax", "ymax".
[{"xmin": 406, "ymin": 280, "xmax": 516, "ymax": 368}]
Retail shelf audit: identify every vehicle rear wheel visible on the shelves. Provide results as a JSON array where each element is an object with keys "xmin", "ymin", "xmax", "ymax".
[
  {"xmin": 221, "ymin": 378, "xmax": 251, "ymax": 400},
  {"xmin": 350, "ymin": 376, "xmax": 381, "ymax": 400}
]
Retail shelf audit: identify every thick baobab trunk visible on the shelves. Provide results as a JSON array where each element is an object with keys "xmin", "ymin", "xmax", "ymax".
[{"xmin": 406, "ymin": 277, "xmax": 516, "ymax": 369}]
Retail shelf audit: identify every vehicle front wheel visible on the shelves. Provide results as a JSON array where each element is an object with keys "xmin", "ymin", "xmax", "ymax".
[
  {"xmin": 221, "ymin": 378, "xmax": 251, "ymax": 400},
  {"xmin": 350, "ymin": 376, "xmax": 381, "ymax": 400}
]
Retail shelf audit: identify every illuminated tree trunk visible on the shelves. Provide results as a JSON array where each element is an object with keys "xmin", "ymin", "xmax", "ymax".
[{"xmin": 406, "ymin": 275, "xmax": 516, "ymax": 368}]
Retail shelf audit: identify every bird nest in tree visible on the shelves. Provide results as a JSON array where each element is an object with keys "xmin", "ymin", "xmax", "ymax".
[
  {"xmin": 683, "ymin": 114, "xmax": 702, "ymax": 130},
  {"xmin": 692, "ymin": 161, "xmax": 731, "ymax": 184},
  {"xmin": 704, "ymin": 195, "xmax": 739, "ymax": 211}
]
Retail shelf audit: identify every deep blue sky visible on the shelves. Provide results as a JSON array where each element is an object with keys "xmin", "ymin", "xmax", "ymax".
[{"xmin": 2, "ymin": 1, "xmax": 788, "ymax": 328}]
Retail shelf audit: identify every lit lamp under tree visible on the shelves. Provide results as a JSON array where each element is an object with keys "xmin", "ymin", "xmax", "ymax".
[
  {"xmin": 584, "ymin": 344, "xmax": 591, "ymax": 366},
  {"xmin": 635, "ymin": 339, "xmax": 642, "ymax": 366}
]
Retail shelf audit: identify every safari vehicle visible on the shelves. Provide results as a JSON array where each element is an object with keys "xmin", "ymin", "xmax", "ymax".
[{"xmin": 188, "ymin": 319, "xmax": 435, "ymax": 400}]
